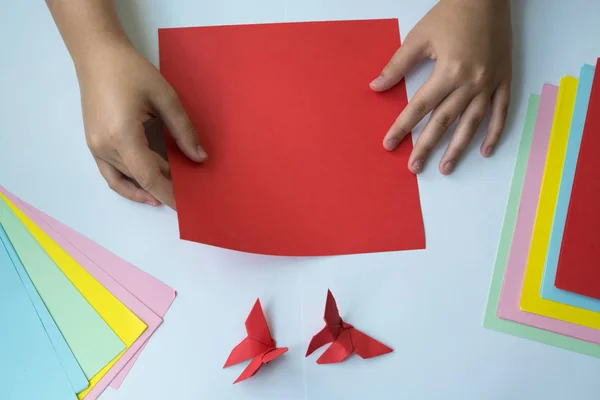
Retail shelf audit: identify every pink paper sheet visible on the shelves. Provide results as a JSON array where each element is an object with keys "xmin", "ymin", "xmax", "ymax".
[
  {"xmin": 497, "ymin": 84, "xmax": 600, "ymax": 344},
  {"xmin": 0, "ymin": 186, "xmax": 177, "ymax": 391},
  {"xmin": 34, "ymin": 208, "xmax": 177, "ymax": 389}
]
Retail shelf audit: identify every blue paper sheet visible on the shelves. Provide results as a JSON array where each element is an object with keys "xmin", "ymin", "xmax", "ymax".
[
  {"xmin": 540, "ymin": 64, "xmax": 600, "ymax": 311},
  {"xmin": 0, "ymin": 230, "xmax": 76, "ymax": 400},
  {"xmin": 0, "ymin": 226, "xmax": 88, "ymax": 393}
]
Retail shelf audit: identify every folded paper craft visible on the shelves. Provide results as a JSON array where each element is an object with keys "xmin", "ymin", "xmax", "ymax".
[
  {"xmin": 159, "ymin": 19, "xmax": 425, "ymax": 256},
  {"xmin": 0, "ymin": 226, "xmax": 88, "ymax": 394},
  {"xmin": 0, "ymin": 233, "xmax": 77, "ymax": 400},
  {"xmin": 494, "ymin": 84, "xmax": 600, "ymax": 351},
  {"xmin": 555, "ymin": 58, "xmax": 600, "ymax": 300},
  {"xmin": 0, "ymin": 198, "xmax": 125, "ymax": 378},
  {"xmin": 306, "ymin": 290, "xmax": 392, "ymax": 364},
  {"xmin": 224, "ymin": 299, "xmax": 288, "ymax": 384},
  {"xmin": 0, "ymin": 188, "xmax": 163, "ymax": 400},
  {"xmin": 540, "ymin": 64, "xmax": 600, "ymax": 311}
]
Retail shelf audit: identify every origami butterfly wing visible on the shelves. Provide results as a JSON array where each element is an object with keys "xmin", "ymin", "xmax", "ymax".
[
  {"xmin": 233, "ymin": 347, "xmax": 289, "ymax": 384},
  {"xmin": 245, "ymin": 299, "xmax": 273, "ymax": 345},
  {"xmin": 323, "ymin": 290, "xmax": 343, "ymax": 327},
  {"xmin": 263, "ymin": 347, "xmax": 288, "ymax": 363},
  {"xmin": 315, "ymin": 328, "xmax": 354, "ymax": 364},
  {"xmin": 350, "ymin": 328, "xmax": 393, "ymax": 359},
  {"xmin": 224, "ymin": 337, "xmax": 269, "ymax": 368},
  {"xmin": 233, "ymin": 355, "xmax": 264, "ymax": 384},
  {"xmin": 306, "ymin": 290, "xmax": 344, "ymax": 356}
]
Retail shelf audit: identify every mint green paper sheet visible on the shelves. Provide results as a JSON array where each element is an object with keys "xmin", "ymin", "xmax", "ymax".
[
  {"xmin": 0, "ymin": 198, "xmax": 125, "ymax": 377},
  {"xmin": 483, "ymin": 94, "xmax": 600, "ymax": 358}
]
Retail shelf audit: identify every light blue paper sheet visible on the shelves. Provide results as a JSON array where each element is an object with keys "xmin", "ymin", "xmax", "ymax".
[
  {"xmin": 540, "ymin": 64, "xmax": 600, "ymax": 311},
  {"xmin": 0, "ymin": 225, "xmax": 88, "ymax": 393},
  {"xmin": 0, "ymin": 231, "xmax": 76, "ymax": 400}
]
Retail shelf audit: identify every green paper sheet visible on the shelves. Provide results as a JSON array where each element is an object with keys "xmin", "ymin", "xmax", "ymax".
[
  {"xmin": 483, "ymin": 94, "xmax": 600, "ymax": 358},
  {"xmin": 0, "ymin": 198, "xmax": 125, "ymax": 377}
]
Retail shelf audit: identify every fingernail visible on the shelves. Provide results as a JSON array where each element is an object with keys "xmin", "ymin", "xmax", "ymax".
[
  {"xmin": 412, "ymin": 160, "xmax": 424, "ymax": 173},
  {"xmin": 145, "ymin": 200, "xmax": 158, "ymax": 207},
  {"xmin": 484, "ymin": 146, "xmax": 494, "ymax": 157},
  {"xmin": 384, "ymin": 138, "xmax": 400, "ymax": 151},
  {"xmin": 197, "ymin": 146, "xmax": 207, "ymax": 160},
  {"xmin": 370, "ymin": 75, "xmax": 384, "ymax": 86},
  {"xmin": 443, "ymin": 161, "xmax": 455, "ymax": 174}
]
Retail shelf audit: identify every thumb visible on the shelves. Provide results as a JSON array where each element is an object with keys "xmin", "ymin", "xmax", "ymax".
[
  {"xmin": 370, "ymin": 32, "xmax": 427, "ymax": 92},
  {"xmin": 153, "ymin": 88, "xmax": 207, "ymax": 163}
]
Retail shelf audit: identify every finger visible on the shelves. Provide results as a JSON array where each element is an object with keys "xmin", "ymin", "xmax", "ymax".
[
  {"xmin": 154, "ymin": 152, "xmax": 171, "ymax": 179},
  {"xmin": 440, "ymin": 93, "xmax": 491, "ymax": 175},
  {"xmin": 95, "ymin": 158, "xmax": 160, "ymax": 206},
  {"xmin": 482, "ymin": 81, "xmax": 510, "ymax": 157},
  {"xmin": 152, "ymin": 87, "xmax": 207, "ymax": 163},
  {"xmin": 119, "ymin": 125, "xmax": 177, "ymax": 210},
  {"xmin": 408, "ymin": 88, "xmax": 473, "ymax": 173},
  {"xmin": 102, "ymin": 156, "xmax": 133, "ymax": 178},
  {"xmin": 383, "ymin": 73, "xmax": 455, "ymax": 151},
  {"xmin": 370, "ymin": 32, "xmax": 427, "ymax": 92}
]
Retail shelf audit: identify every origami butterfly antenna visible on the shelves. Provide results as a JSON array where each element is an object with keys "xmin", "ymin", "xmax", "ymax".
[{"xmin": 224, "ymin": 299, "xmax": 274, "ymax": 368}]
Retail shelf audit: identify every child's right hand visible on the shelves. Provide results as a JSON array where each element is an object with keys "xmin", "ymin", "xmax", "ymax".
[{"xmin": 77, "ymin": 40, "xmax": 207, "ymax": 209}]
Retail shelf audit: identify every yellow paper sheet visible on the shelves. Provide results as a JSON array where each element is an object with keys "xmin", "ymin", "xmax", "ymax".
[
  {"xmin": 0, "ymin": 193, "xmax": 147, "ymax": 398},
  {"xmin": 519, "ymin": 76, "xmax": 600, "ymax": 328}
]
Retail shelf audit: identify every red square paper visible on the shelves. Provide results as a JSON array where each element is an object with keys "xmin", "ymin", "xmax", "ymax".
[
  {"xmin": 555, "ymin": 58, "xmax": 600, "ymax": 297},
  {"xmin": 159, "ymin": 19, "xmax": 425, "ymax": 256}
]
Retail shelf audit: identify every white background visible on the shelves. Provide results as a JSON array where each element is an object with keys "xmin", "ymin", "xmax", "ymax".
[{"xmin": 1, "ymin": 1, "xmax": 600, "ymax": 399}]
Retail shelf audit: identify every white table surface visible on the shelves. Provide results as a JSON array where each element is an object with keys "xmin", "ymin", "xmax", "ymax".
[{"xmin": 2, "ymin": 1, "xmax": 600, "ymax": 399}]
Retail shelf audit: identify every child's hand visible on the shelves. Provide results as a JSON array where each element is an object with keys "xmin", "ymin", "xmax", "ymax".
[
  {"xmin": 370, "ymin": 0, "xmax": 512, "ymax": 174},
  {"xmin": 78, "ymin": 42, "xmax": 206, "ymax": 209}
]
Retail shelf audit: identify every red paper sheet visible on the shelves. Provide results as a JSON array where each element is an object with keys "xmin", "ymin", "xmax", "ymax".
[
  {"xmin": 555, "ymin": 58, "xmax": 600, "ymax": 298},
  {"xmin": 159, "ymin": 19, "xmax": 425, "ymax": 256}
]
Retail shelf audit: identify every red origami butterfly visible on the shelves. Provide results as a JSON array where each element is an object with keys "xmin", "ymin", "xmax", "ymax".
[
  {"xmin": 223, "ymin": 299, "xmax": 288, "ymax": 383},
  {"xmin": 306, "ymin": 290, "xmax": 393, "ymax": 363}
]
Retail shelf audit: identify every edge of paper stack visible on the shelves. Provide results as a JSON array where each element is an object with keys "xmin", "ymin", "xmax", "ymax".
[
  {"xmin": 0, "ymin": 185, "xmax": 177, "ymax": 399},
  {"xmin": 484, "ymin": 58, "xmax": 600, "ymax": 358}
]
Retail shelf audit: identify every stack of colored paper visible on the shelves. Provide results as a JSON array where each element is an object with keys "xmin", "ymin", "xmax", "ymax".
[
  {"xmin": 484, "ymin": 59, "xmax": 600, "ymax": 358},
  {"xmin": 0, "ymin": 186, "xmax": 176, "ymax": 399}
]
